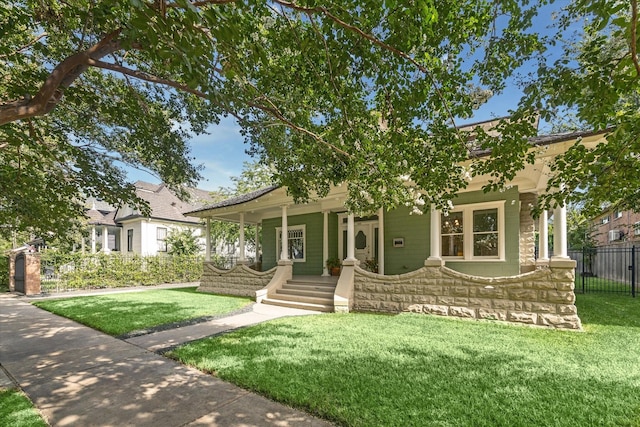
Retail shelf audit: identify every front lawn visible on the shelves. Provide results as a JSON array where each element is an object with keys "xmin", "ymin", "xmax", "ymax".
[
  {"xmin": 170, "ymin": 294, "xmax": 640, "ymax": 427},
  {"xmin": 33, "ymin": 287, "xmax": 252, "ymax": 336},
  {"xmin": 0, "ymin": 389, "xmax": 48, "ymax": 427}
]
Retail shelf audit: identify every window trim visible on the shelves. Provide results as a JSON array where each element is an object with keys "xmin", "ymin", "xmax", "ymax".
[
  {"xmin": 127, "ymin": 229, "xmax": 134, "ymax": 252},
  {"xmin": 441, "ymin": 201, "xmax": 506, "ymax": 261},
  {"xmin": 157, "ymin": 227, "xmax": 168, "ymax": 253},
  {"xmin": 276, "ymin": 225, "xmax": 306, "ymax": 262}
]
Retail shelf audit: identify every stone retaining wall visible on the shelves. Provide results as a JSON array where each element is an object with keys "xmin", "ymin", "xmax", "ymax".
[
  {"xmin": 198, "ymin": 262, "xmax": 276, "ymax": 298},
  {"xmin": 353, "ymin": 260, "xmax": 581, "ymax": 330}
]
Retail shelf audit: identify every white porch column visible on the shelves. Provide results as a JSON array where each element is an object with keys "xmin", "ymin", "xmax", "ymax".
[
  {"xmin": 102, "ymin": 226, "xmax": 110, "ymax": 253},
  {"xmin": 239, "ymin": 213, "xmax": 246, "ymax": 262},
  {"xmin": 538, "ymin": 209, "xmax": 549, "ymax": 261},
  {"xmin": 428, "ymin": 204, "xmax": 441, "ymax": 260},
  {"xmin": 553, "ymin": 203, "xmax": 569, "ymax": 259},
  {"xmin": 322, "ymin": 210, "xmax": 330, "ymax": 276},
  {"xmin": 346, "ymin": 213, "xmax": 356, "ymax": 261},
  {"xmin": 280, "ymin": 205, "xmax": 289, "ymax": 261},
  {"xmin": 377, "ymin": 207, "xmax": 385, "ymax": 275},
  {"xmin": 255, "ymin": 223, "xmax": 260, "ymax": 262},
  {"xmin": 205, "ymin": 218, "xmax": 211, "ymax": 262},
  {"xmin": 91, "ymin": 226, "xmax": 96, "ymax": 254}
]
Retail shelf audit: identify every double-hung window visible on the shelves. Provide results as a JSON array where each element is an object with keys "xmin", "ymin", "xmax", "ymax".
[
  {"xmin": 157, "ymin": 227, "xmax": 168, "ymax": 252},
  {"xmin": 441, "ymin": 201, "xmax": 505, "ymax": 261},
  {"xmin": 276, "ymin": 225, "xmax": 306, "ymax": 262}
]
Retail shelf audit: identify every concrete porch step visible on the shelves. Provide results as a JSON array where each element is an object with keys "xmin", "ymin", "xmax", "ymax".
[
  {"xmin": 282, "ymin": 282, "xmax": 337, "ymax": 292},
  {"xmin": 261, "ymin": 297, "xmax": 334, "ymax": 312},
  {"xmin": 275, "ymin": 288, "xmax": 334, "ymax": 299},
  {"xmin": 271, "ymin": 292, "xmax": 333, "ymax": 306}
]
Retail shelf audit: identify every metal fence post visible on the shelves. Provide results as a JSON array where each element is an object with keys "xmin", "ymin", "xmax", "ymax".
[
  {"xmin": 632, "ymin": 246, "xmax": 636, "ymax": 298},
  {"xmin": 582, "ymin": 247, "xmax": 586, "ymax": 294}
]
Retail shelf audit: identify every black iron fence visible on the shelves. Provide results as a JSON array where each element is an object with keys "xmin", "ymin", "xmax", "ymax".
[{"xmin": 568, "ymin": 244, "xmax": 638, "ymax": 297}]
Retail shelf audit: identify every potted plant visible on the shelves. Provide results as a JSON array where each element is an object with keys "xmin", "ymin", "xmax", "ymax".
[{"xmin": 326, "ymin": 257, "xmax": 341, "ymax": 276}]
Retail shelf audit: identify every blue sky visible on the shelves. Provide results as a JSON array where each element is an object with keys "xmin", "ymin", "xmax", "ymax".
[{"xmin": 127, "ymin": 1, "xmax": 569, "ymax": 192}]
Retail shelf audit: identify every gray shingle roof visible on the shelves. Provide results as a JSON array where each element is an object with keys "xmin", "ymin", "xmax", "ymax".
[{"xmin": 185, "ymin": 185, "xmax": 280, "ymax": 215}]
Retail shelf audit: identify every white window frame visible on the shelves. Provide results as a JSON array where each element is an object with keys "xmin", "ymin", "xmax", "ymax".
[
  {"xmin": 635, "ymin": 221, "xmax": 640, "ymax": 236},
  {"xmin": 602, "ymin": 216, "xmax": 610, "ymax": 224},
  {"xmin": 614, "ymin": 210, "xmax": 623, "ymax": 219},
  {"xmin": 157, "ymin": 227, "xmax": 168, "ymax": 253},
  {"xmin": 276, "ymin": 225, "xmax": 306, "ymax": 262},
  {"xmin": 441, "ymin": 201, "xmax": 505, "ymax": 261}
]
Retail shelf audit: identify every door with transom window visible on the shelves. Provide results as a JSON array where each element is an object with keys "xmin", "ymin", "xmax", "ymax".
[{"xmin": 338, "ymin": 215, "xmax": 378, "ymax": 267}]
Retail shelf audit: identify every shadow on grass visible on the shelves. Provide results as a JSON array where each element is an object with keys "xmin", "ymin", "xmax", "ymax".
[{"xmin": 172, "ymin": 317, "xmax": 640, "ymax": 427}]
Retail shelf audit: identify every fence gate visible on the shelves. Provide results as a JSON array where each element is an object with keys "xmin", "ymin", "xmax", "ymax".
[
  {"xmin": 14, "ymin": 253, "xmax": 25, "ymax": 293},
  {"xmin": 569, "ymin": 245, "xmax": 637, "ymax": 297}
]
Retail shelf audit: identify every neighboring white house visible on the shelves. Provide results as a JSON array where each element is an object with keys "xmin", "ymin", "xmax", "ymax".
[{"xmin": 85, "ymin": 181, "xmax": 212, "ymax": 256}]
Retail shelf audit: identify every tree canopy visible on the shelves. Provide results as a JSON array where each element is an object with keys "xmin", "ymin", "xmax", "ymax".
[{"xmin": 1, "ymin": 0, "xmax": 638, "ymax": 239}]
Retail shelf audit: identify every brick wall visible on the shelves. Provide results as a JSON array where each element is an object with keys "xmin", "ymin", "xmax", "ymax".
[{"xmin": 352, "ymin": 260, "xmax": 581, "ymax": 330}]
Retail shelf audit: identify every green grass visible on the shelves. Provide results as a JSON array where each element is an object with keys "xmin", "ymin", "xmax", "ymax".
[
  {"xmin": 0, "ymin": 389, "xmax": 48, "ymax": 427},
  {"xmin": 169, "ymin": 294, "xmax": 640, "ymax": 427},
  {"xmin": 33, "ymin": 287, "xmax": 251, "ymax": 336},
  {"xmin": 575, "ymin": 276, "xmax": 633, "ymax": 294}
]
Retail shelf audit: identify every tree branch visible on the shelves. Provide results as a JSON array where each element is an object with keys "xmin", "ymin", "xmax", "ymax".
[
  {"xmin": 0, "ymin": 32, "xmax": 48, "ymax": 59},
  {"xmin": 271, "ymin": 0, "xmax": 464, "ymax": 143},
  {"xmin": 0, "ymin": 30, "xmax": 122, "ymax": 125},
  {"xmin": 631, "ymin": 0, "xmax": 640, "ymax": 76}
]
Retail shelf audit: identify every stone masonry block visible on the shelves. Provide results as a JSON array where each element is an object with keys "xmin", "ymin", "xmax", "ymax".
[
  {"xmin": 379, "ymin": 301, "xmax": 401, "ymax": 312},
  {"xmin": 492, "ymin": 299, "xmax": 516, "ymax": 310},
  {"xmin": 454, "ymin": 297, "xmax": 469, "ymax": 306},
  {"xmin": 423, "ymin": 304, "xmax": 449, "ymax": 316},
  {"xmin": 423, "ymin": 286, "xmax": 444, "ymax": 296},
  {"xmin": 477, "ymin": 309, "xmax": 507, "ymax": 321},
  {"xmin": 406, "ymin": 304, "xmax": 424, "ymax": 313},
  {"xmin": 528, "ymin": 280, "xmax": 557, "ymax": 290},
  {"xmin": 450, "ymin": 306, "xmax": 476, "ymax": 319},
  {"xmin": 507, "ymin": 311, "xmax": 537, "ymax": 324},
  {"xmin": 448, "ymin": 286, "xmax": 470, "ymax": 297},
  {"xmin": 551, "ymin": 269, "xmax": 575, "ymax": 281},
  {"xmin": 508, "ymin": 289, "xmax": 538, "ymax": 301},
  {"xmin": 411, "ymin": 295, "xmax": 437, "ymax": 305},
  {"xmin": 545, "ymin": 290, "xmax": 575, "ymax": 304},
  {"xmin": 436, "ymin": 296, "xmax": 456, "ymax": 306},
  {"xmin": 472, "ymin": 287, "xmax": 506, "ymax": 299},
  {"xmin": 557, "ymin": 304, "xmax": 577, "ymax": 315},
  {"xmin": 538, "ymin": 314, "xmax": 582, "ymax": 330},
  {"xmin": 522, "ymin": 302, "xmax": 556, "ymax": 313},
  {"xmin": 468, "ymin": 298, "xmax": 493, "ymax": 309}
]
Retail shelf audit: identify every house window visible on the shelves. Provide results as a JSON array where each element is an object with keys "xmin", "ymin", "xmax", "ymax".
[
  {"xmin": 157, "ymin": 227, "xmax": 168, "ymax": 252},
  {"xmin": 276, "ymin": 225, "xmax": 306, "ymax": 262},
  {"xmin": 635, "ymin": 222, "xmax": 640, "ymax": 236},
  {"xmin": 614, "ymin": 210, "xmax": 623, "ymax": 219},
  {"xmin": 602, "ymin": 216, "xmax": 610, "ymax": 224},
  {"xmin": 127, "ymin": 230, "xmax": 134, "ymax": 252},
  {"xmin": 441, "ymin": 202, "xmax": 505, "ymax": 260},
  {"xmin": 441, "ymin": 211, "xmax": 464, "ymax": 257}
]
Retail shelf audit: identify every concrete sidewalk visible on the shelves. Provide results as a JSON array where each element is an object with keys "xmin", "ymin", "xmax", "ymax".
[{"xmin": 0, "ymin": 294, "xmax": 331, "ymax": 426}]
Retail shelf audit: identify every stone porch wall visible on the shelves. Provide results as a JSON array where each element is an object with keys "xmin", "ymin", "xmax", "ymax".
[
  {"xmin": 198, "ymin": 262, "xmax": 277, "ymax": 298},
  {"xmin": 519, "ymin": 192, "xmax": 537, "ymax": 273},
  {"xmin": 353, "ymin": 260, "xmax": 581, "ymax": 330}
]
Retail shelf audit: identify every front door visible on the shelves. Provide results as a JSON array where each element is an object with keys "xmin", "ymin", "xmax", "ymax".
[{"xmin": 354, "ymin": 223, "xmax": 372, "ymax": 263}]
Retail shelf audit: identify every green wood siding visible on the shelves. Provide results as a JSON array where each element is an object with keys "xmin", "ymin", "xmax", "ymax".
[
  {"xmin": 384, "ymin": 207, "xmax": 429, "ymax": 274},
  {"xmin": 261, "ymin": 212, "xmax": 337, "ymax": 275}
]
